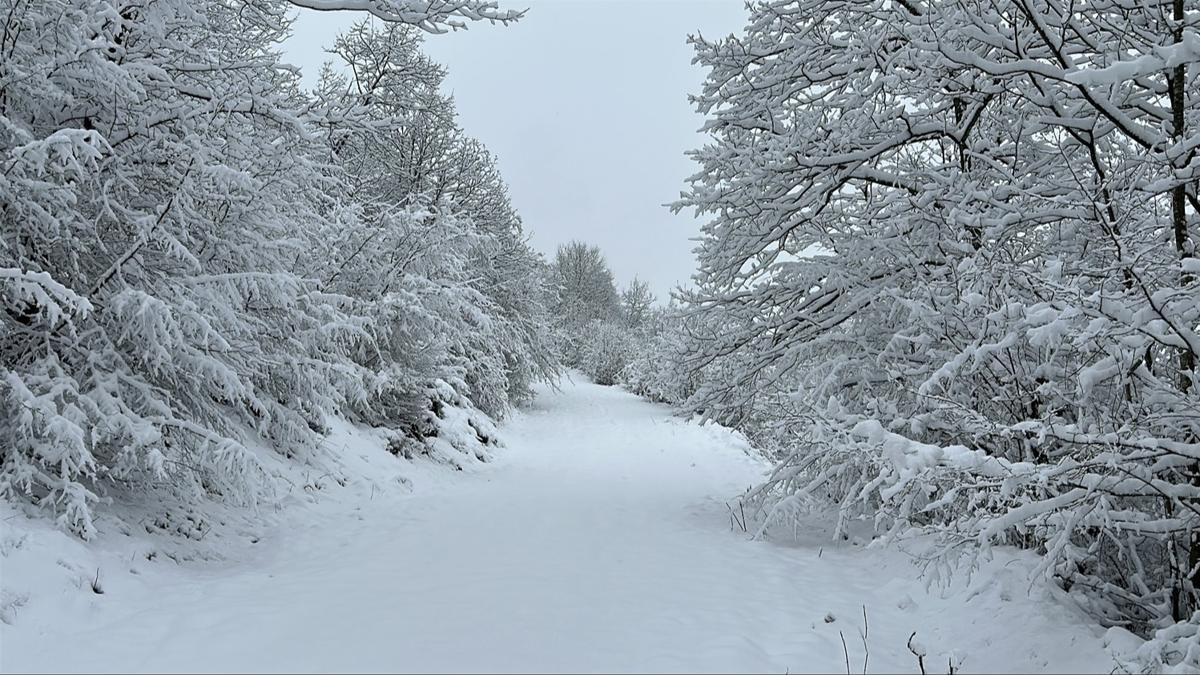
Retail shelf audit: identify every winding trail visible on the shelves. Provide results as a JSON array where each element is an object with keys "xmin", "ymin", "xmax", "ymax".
[{"xmin": 2, "ymin": 378, "xmax": 1111, "ymax": 673}]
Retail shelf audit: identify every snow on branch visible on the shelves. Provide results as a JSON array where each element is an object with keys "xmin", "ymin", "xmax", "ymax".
[{"xmin": 285, "ymin": 0, "xmax": 523, "ymax": 32}]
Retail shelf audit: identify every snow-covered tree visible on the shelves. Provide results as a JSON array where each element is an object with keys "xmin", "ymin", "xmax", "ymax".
[
  {"xmin": 0, "ymin": 0, "xmax": 550, "ymax": 538},
  {"xmin": 619, "ymin": 278, "xmax": 655, "ymax": 330},
  {"xmin": 550, "ymin": 241, "xmax": 621, "ymax": 366},
  {"xmin": 552, "ymin": 241, "xmax": 620, "ymax": 323},
  {"xmin": 312, "ymin": 21, "xmax": 558, "ymax": 419},
  {"xmin": 0, "ymin": 0, "xmax": 371, "ymax": 537},
  {"xmin": 677, "ymin": 0, "xmax": 1200, "ymax": 635}
]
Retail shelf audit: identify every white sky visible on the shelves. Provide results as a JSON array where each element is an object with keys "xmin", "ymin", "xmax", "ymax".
[{"xmin": 282, "ymin": 0, "xmax": 747, "ymax": 301}]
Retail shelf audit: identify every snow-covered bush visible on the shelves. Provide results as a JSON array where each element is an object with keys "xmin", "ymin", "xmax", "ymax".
[
  {"xmin": 674, "ymin": 0, "xmax": 1200, "ymax": 635},
  {"xmin": 0, "ymin": 0, "xmax": 369, "ymax": 537},
  {"xmin": 0, "ymin": 0, "xmax": 554, "ymax": 538},
  {"xmin": 578, "ymin": 320, "xmax": 632, "ymax": 386},
  {"xmin": 385, "ymin": 378, "xmax": 502, "ymax": 466},
  {"xmin": 1116, "ymin": 612, "xmax": 1200, "ymax": 674},
  {"xmin": 619, "ymin": 309, "xmax": 698, "ymax": 404}
]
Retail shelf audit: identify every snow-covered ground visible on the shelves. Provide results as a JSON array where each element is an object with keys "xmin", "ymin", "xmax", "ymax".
[{"xmin": 2, "ymin": 377, "xmax": 1115, "ymax": 673}]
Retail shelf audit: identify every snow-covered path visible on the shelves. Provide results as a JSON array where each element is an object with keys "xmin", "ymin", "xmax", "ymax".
[{"xmin": 2, "ymin": 378, "xmax": 1113, "ymax": 673}]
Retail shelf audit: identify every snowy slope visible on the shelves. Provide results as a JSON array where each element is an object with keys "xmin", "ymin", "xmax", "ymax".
[{"xmin": 1, "ymin": 376, "xmax": 1114, "ymax": 673}]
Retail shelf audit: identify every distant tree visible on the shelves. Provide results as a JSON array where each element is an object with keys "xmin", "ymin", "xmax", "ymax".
[
  {"xmin": 551, "ymin": 241, "xmax": 620, "ymax": 365},
  {"xmin": 619, "ymin": 278, "xmax": 655, "ymax": 330}
]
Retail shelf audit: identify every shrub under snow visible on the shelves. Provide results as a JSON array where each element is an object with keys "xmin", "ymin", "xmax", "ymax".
[{"xmin": 0, "ymin": 0, "xmax": 556, "ymax": 538}]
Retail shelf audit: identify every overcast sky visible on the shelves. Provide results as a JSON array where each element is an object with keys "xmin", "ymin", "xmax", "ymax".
[{"xmin": 282, "ymin": 0, "xmax": 747, "ymax": 301}]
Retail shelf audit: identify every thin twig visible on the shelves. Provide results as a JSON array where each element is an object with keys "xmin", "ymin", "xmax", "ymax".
[
  {"xmin": 907, "ymin": 632, "xmax": 925, "ymax": 675},
  {"xmin": 858, "ymin": 605, "xmax": 869, "ymax": 675},
  {"xmin": 839, "ymin": 631, "xmax": 851, "ymax": 675}
]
